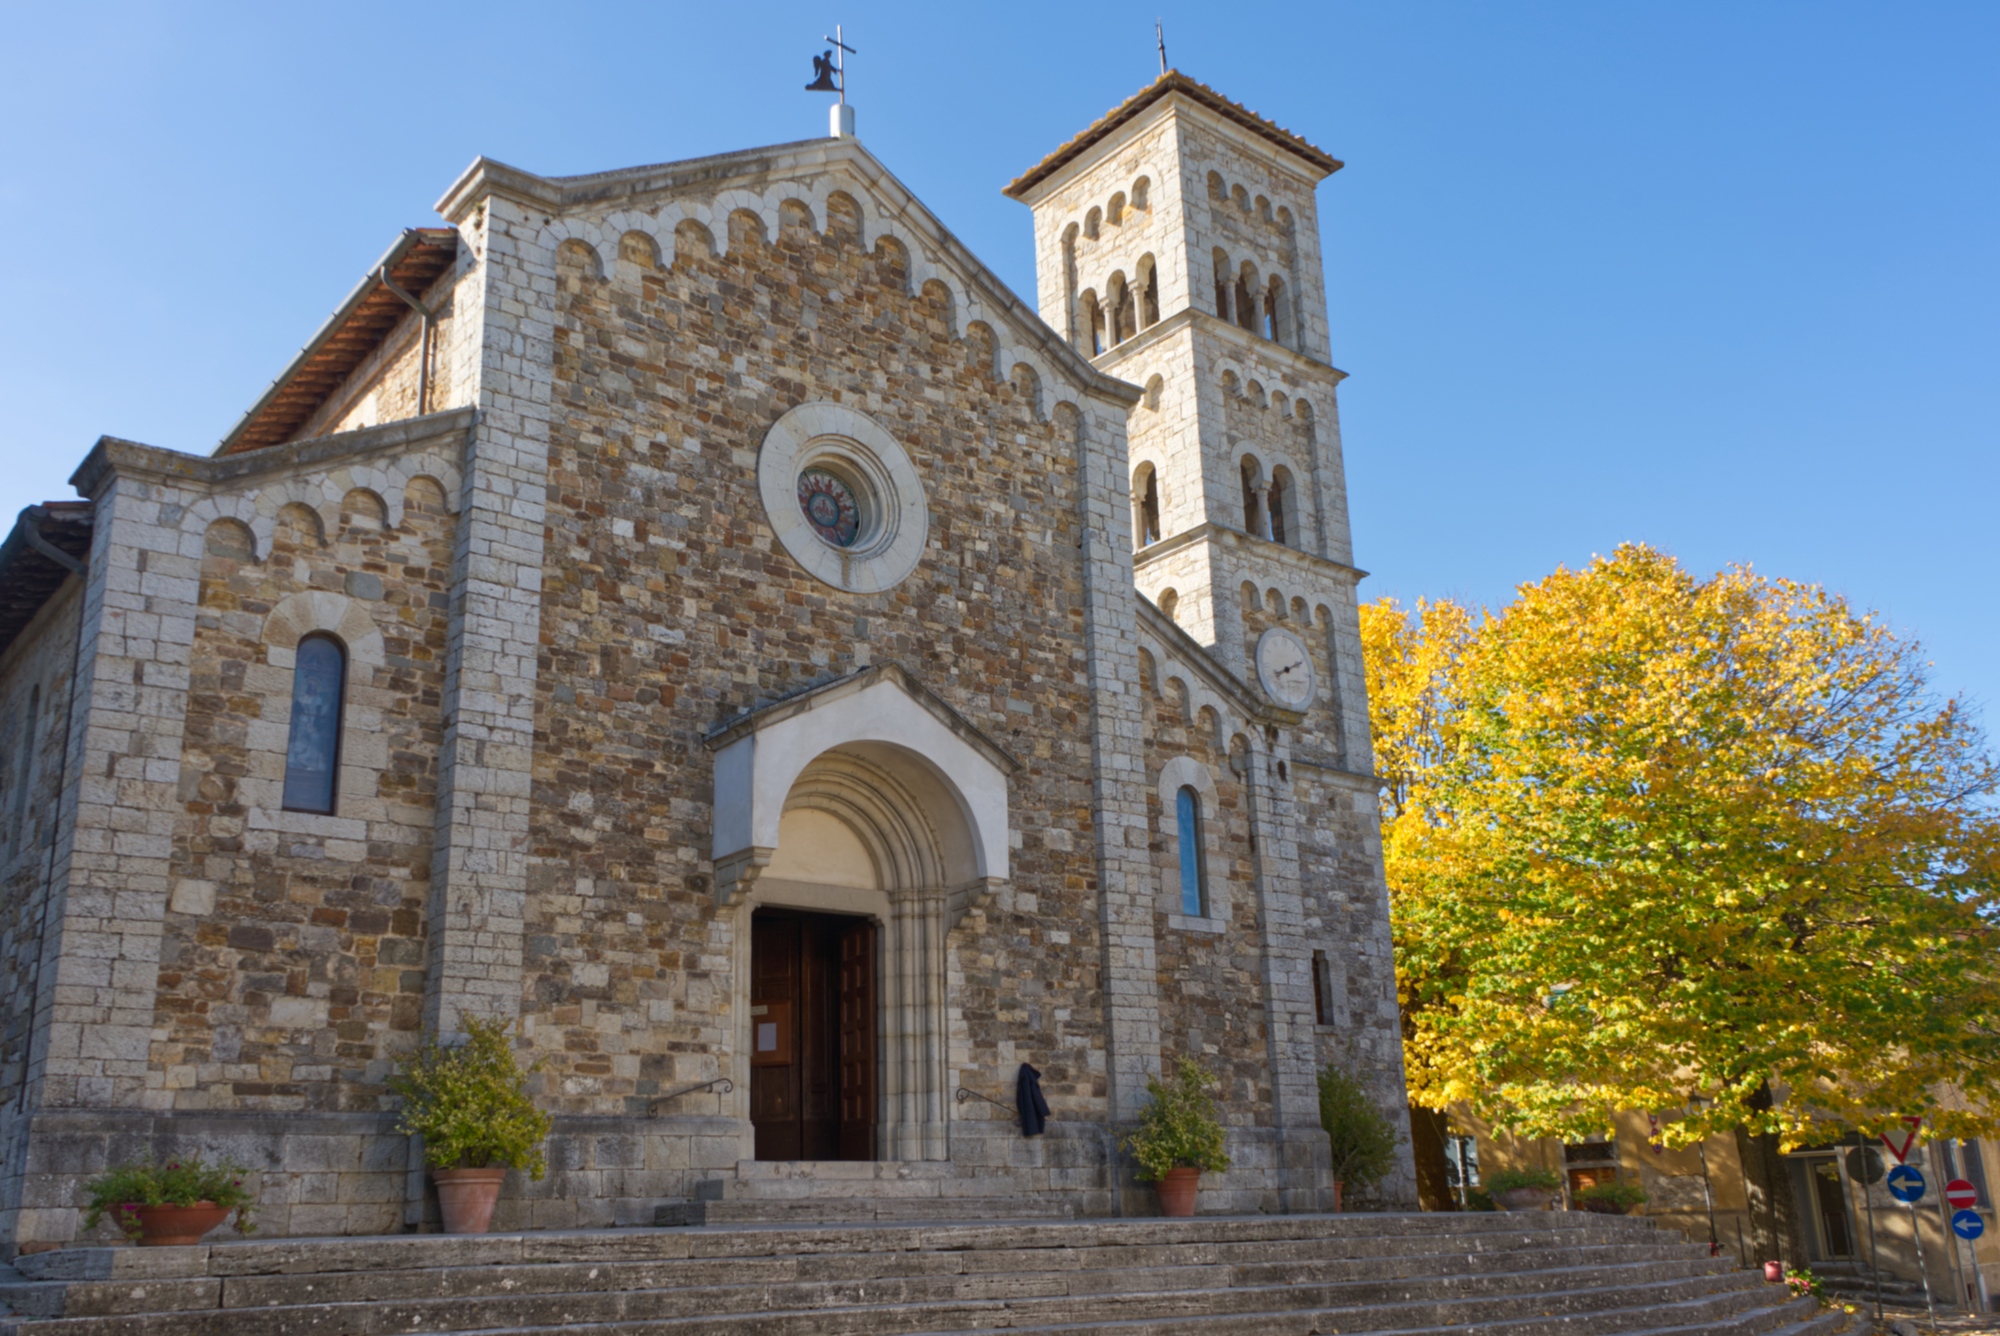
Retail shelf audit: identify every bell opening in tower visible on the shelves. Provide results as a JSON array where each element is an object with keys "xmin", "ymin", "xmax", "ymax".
[{"xmin": 749, "ymin": 907, "xmax": 878, "ymax": 1161}]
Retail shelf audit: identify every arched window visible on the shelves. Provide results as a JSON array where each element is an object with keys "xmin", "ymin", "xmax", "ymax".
[
  {"xmin": 1212, "ymin": 251, "xmax": 1232, "ymax": 322},
  {"xmin": 282, "ymin": 634, "xmax": 347, "ymax": 814},
  {"xmin": 1269, "ymin": 466, "xmax": 1293, "ymax": 547},
  {"xmin": 1241, "ymin": 460, "xmax": 1263, "ymax": 535},
  {"xmin": 1176, "ymin": 785, "xmax": 1207, "ymax": 917},
  {"xmin": 1079, "ymin": 290, "xmax": 1104, "ymax": 356},
  {"xmin": 1265, "ymin": 276, "xmax": 1289, "ymax": 346},
  {"xmin": 1140, "ymin": 260, "xmax": 1160, "ymax": 328},
  {"xmin": 1134, "ymin": 465, "xmax": 1161, "ymax": 547}
]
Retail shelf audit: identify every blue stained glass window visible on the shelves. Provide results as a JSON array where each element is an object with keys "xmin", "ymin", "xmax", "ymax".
[
  {"xmin": 282, "ymin": 635, "xmax": 345, "ymax": 814},
  {"xmin": 1176, "ymin": 785, "xmax": 1207, "ymax": 917}
]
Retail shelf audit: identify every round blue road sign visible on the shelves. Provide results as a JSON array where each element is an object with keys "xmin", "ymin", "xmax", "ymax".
[
  {"xmin": 1954, "ymin": 1209, "xmax": 1985, "ymax": 1240},
  {"xmin": 1887, "ymin": 1164, "xmax": 1926, "ymax": 1203}
]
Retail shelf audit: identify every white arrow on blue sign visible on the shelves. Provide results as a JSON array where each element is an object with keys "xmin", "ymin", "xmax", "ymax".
[
  {"xmin": 1954, "ymin": 1209, "xmax": 1985, "ymax": 1241},
  {"xmin": 1887, "ymin": 1164, "xmax": 1926, "ymax": 1203}
]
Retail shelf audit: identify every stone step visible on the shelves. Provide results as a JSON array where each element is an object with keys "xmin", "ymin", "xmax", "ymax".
[
  {"xmin": 659, "ymin": 1195, "xmax": 1080, "ymax": 1224},
  {"xmin": 0, "ymin": 1235, "xmax": 1725, "ymax": 1318},
  {"xmin": 0, "ymin": 1214, "xmax": 1773, "ymax": 1336},
  {"xmin": 0, "ymin": 1261, "xmax": 1770, "ymax": 1336}
]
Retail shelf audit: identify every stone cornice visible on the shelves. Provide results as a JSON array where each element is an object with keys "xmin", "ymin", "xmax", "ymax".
[
  {"xmin": 1092, "ymin": 307, "xmax": 1348, "ymax": 387},
  {"xmin": 1135, "ymin": 521, "xmax": 1368, "ymax": 586},
  {"xmin": 69, "ymin": 407, "xmax": 477, "ymax": 500}
]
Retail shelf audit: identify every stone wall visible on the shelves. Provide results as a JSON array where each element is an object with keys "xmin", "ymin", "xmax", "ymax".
[
  {"xmin": 522, "ymin": 191, "xmax": 1115, "ymax": 1129},
  {"xmin": 151, "ymin": 478, "xmax": 457, "ymax": 1114}
]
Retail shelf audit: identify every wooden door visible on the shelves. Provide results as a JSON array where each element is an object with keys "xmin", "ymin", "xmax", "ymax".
[
  {"xmin": 750, "ymin": 914, "xmax": 802, "ymax": 1161},
  {"xmin": 752, "ymin": 910, "xmax": 876, "ymax": 1161},
  {"xmin": 837, "ymin": 918, "xmax": 876, "ymax": 1160}
]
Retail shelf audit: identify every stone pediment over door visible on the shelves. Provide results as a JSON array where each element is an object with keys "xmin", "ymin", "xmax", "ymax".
[{"xmin": 704, "ymin": 663, "xmax": 1020, "ymax": 925}]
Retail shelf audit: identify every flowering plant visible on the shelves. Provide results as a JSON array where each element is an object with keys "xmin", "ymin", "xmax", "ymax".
[
  {"xmin": 1785, "ymin": 1267, "xmax": 1823, "ymax": 1301},
  {"xmin": 82, "ymin": 1155, "xmax": 256, "ymax": 1241}
]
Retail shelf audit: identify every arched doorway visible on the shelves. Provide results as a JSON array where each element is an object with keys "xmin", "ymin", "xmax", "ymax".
[{"xmin": 708, "ymin": 666, "xmax": 1020, "ymax": 1163}]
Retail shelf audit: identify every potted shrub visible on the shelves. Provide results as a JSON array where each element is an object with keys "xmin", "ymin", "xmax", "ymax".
[
  {"xmin": 1573, "ymin": 1179, "xmax": 1647, "ymax": 1215},
  {"xmin": 1123, "ymin": 1057, "xmax": 1231, "ymax": 1217},
  {"xmin": 1316, "ymin": 1064, "xmax": 1398, "ymax": 1212},
  {"xmin": 391, "ymin": 1015, "xmax": 552, "ymax": 1234},
  {"xmin": 82, "ymin": 1154, "xmax": 255, "ymax": 1246},
  {"xmin": 1484, "ymin": 1166, "xmax": 1561, "ymax": 1211}
]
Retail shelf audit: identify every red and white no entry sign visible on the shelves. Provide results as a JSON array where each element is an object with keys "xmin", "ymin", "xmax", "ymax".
[{"xmin": 1946, "ymin": 1178, "xmax": 1978, "ymax": 1211}]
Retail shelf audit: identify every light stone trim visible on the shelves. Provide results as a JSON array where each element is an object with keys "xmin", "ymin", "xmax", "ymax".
[
  {"xmin": 181, "ymin": 452, "xmax": 463, "ymax": 561},
  {"xmin": 758, "ymin": 403, "xmax": 929, "ymax": 595},
  {"xmin": 1155, "ymin": 754, "xmax": 1234, "ymax": 931},
  {"xmin": 708, "ymin": 670, "xmax": 1011, "ymax": 906}
]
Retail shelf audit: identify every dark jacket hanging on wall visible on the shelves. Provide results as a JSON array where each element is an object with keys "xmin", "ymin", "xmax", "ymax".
[{"xmin": 1016, "ymin": 1063, "xmax": 1050, "ymax": 1137}]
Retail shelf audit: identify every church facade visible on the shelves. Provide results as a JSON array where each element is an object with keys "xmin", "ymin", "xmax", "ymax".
[{"xmin": 0, "ymin": 72, "xmax": 1413, "ymax": 1248}]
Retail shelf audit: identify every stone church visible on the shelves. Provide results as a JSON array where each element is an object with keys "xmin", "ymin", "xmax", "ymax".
[{"xmin": 0, "ymin": 71, "xmax": 1412, "ymax": 1247}]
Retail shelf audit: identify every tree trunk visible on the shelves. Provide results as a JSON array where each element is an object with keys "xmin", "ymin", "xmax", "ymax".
[
  {"xmin": 1407, "ymin": 1104, "xmax": 1460, "ymax": 1211},
  {"xmin": 1733, "ymin": 1081, "xmax": 1808, "ymax": 1267}
]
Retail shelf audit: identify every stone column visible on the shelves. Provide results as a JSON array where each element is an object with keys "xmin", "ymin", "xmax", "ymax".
[{"xmin": 882, "ymin": 887, "xmax": 948, "ymax": 1160}]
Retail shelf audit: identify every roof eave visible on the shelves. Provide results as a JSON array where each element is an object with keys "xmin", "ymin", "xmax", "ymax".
[{"xmin": 1004, "ymin": 71, "xmax": 1343, "ymax": 202}]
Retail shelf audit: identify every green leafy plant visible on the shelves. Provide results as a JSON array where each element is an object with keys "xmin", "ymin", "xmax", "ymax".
[
  {"xmin": 1574, "ymin": 1179, "xmax": 1647, "ymax": 1211},
  {"xmin": 1316, "ymin": 1064, "xmax": 1400, "ymax": 1193},
  {"xmin": 390, "ymin": 1015, "xmax": 552, "ymax": 1177},
  {"xmin": 1483, "ymin": 1166, "xmax": 1560, "ymax": 1194},
  {"xmin": 83, "ymin": 1155, "xmax": 256, "ymax": 1241},
  {"xmin": 1785, "ymin": 1266, "xmax": 1823, "ymax": 1302},
  {"xmin": 1123, "ymin": 1056, "xmax": 1232, "ymax": 1182},
  {"xmin": 1463, "ymin": 1186, "xmax": 1499, "ymax": 1212}
]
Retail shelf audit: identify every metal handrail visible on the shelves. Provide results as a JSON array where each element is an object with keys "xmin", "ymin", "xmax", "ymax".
[
  {"xmin": 955, "ymin": 1086, "xmax": 1017, "ymax": 1122},
  {"xmin": 649, "ymin": 1076, "xmax": 733, "ymax": 1113}
]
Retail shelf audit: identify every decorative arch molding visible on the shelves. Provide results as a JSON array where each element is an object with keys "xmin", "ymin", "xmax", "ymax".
[
  {"xmin": 525, "ymin": 176, "xmax": 1100, "ymax": 428},
  {"xmin": 705, "ymin": 663, "xmax": 1019, "ymax": 920},
  {"xmin": 1156, "ymin": 755, "xmax": 1234, "ymax": 932},
  {"xmin": 180, "ymin": 454, "xmax": 462, "ymax": 561},
  {"xmin": 263, "ymin": 591, "xmax": 384, "ymax": 670}
]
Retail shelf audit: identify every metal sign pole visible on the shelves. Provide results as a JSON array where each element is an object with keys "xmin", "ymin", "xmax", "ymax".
[
  {"xmin": 1908, "ymin": 1199, "xmax": 1940, "ymax": 1330},
  {"xmin": 1859, "ymin": 1145, "xmax": 1883, "ymax": 1326}
]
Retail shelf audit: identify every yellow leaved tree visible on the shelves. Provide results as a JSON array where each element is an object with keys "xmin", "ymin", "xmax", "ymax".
[{"xmin": 1365, "ymin": 545, "xmax": 2000, "ymax": 1262}]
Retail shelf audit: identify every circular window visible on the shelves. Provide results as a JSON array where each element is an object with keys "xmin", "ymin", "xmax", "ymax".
[
  {"xmin": 798, "ymin": 468, "xmax": 861, "ymax": 547},
  {"xmin": 760, "ymin": 403, "xmax": 928, "ymax": 594}
]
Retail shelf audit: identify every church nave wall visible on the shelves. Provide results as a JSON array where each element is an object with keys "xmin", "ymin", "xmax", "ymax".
[{"xmin": 151, "ymin": 471, "xmax": 458, "ymax": 1119}]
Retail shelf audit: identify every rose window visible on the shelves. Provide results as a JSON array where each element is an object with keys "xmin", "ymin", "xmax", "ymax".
[{"xmin": 797, "ymin": 468, "xmax": 861, "ymax": 547}]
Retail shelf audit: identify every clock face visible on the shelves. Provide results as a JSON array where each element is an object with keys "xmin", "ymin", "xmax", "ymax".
[{"xmin": 1256, "ymin": 628, "xmax": 1316, "ymax": 710}]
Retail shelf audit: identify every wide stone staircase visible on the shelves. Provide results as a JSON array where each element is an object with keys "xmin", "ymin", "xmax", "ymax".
[{"xmin": 0, "ymin": 1211, "xmax": 1856, "ymax": 1335}]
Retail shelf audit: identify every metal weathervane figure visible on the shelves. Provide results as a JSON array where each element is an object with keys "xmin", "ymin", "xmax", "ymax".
[
  {"xmin": 805, "ymin": 25, "xmax": 854, "ymax": 101},
  {"xmin": 806, "ymin": 25, "xmax": 858, "ymax": 137}
]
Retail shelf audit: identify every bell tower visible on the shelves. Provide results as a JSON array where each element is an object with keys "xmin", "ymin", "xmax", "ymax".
[{"xmin": 1006, "ymin": 72, "xmax": 1366, "ymax": 764}]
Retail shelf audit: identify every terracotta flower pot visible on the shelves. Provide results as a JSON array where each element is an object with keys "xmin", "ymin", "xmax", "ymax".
[
  {"xmin": 433, "ymin": 1168, "xmax": 508, "ymax": 1235},
  {"xmin": 1578, "ymin": 1198, "xmax": 1626, "ymax": 1215},
  {"xmin": 1156, "ymin": 1166, "xmax": 1201, "ymax": 1217},
  {"xmin": 1763, "ymin": 1260, "xmax": 1784, "ymax": 1283},
  {"xmin": 1497, "ymin": 1187, "xmax": 1554, "ymax": 1212},
  {"xmin": 1332, "ymin": 1179, "xmax": 1344, "ymax": 1215},
  {"xmin": 128, "ymin": 1202, "xmax": 230, "ymax": 1246}
]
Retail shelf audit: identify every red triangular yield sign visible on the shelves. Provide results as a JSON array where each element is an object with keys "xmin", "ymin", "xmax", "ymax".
[{"xmin": 1880, "ymin": 1115, "xmax": 1923, "ymax": 1165}]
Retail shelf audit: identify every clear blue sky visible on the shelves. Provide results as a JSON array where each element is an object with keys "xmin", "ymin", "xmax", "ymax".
[{"xmin": 4, "ymin": 3, "xmax": 1995, "ymax": 719}]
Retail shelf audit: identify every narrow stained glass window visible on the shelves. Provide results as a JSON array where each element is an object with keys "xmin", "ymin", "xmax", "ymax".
[
  {"xmin": 1176, "ymin": 785, "xmax": 1207, "ymax": 917},
  {"xmin": 282, "ymin": 634, "xmax": 345, "ymax": 814}
]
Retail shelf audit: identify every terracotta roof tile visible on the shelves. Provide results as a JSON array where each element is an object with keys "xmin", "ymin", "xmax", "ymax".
[{"xmin": 1004, "ymin": 72, "xmax": 1341, "ymax": 199}]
